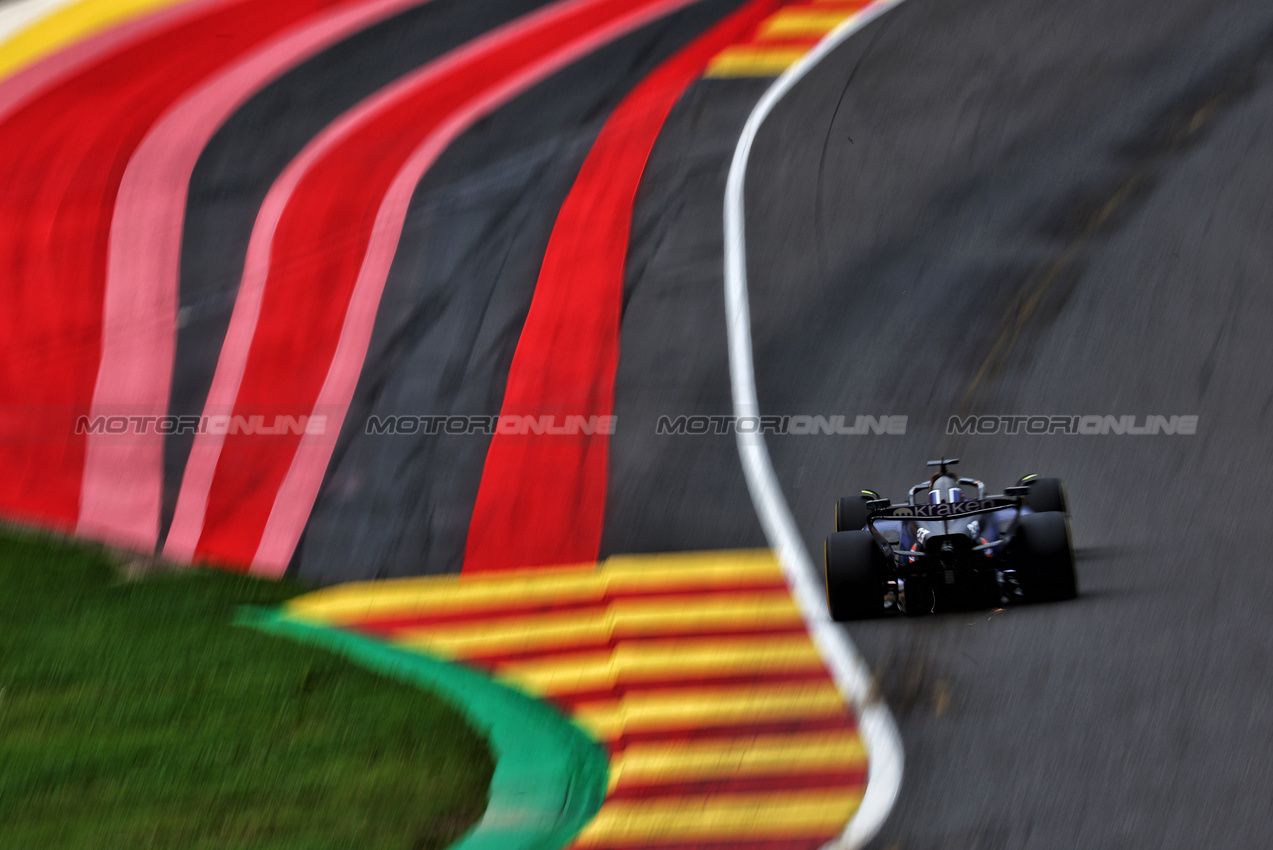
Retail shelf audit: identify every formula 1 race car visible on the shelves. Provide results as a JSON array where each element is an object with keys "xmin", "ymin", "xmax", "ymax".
[{"xmin": 824, "ymin": 458, "xmax": 1076, "ymax": 619}]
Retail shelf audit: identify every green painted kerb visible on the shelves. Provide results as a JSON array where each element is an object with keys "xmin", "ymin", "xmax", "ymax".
[{"xmin": 236, "ymin": 608, "xmax": 609, "ymax": 850}]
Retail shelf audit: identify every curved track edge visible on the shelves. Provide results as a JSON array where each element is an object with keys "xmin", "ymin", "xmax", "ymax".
[
  {"xmin": 237, "ymin": 607, "xmax": 610, "ymax": 850},
  {"xmin": 722, "ymin": 2, "xmax": 909, "ymax": 846}
]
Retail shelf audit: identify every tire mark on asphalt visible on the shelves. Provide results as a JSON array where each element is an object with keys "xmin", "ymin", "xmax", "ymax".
[{"xmin": 945, "ymin": 25, "xmax": 1273, "ymax": 441}]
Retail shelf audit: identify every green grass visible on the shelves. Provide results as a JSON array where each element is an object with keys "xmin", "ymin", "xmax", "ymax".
[{"xmin": 0, "ymin": 527, "xmax": 494, "ymax": 849}]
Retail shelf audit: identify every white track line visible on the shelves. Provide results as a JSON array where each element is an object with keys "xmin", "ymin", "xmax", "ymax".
[{"xmin": 723, "ymin": 2, "xmax": 908, "ymax": 847}]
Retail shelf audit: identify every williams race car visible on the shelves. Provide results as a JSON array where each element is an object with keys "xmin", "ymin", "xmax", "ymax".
[{"xmin": 824, "ymin": 458, "xmax": 1076, "ymax": 619}]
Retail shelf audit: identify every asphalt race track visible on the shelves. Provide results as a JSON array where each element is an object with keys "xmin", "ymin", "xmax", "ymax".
[
  {"xmin": 4, "ymin": 0, "xmax": 1273, "ymax": 845},
  {"xmin": 604, "ymin": 0, "xmax": 1273, "ymax": 836},
  {"xmin": 598, "ymin": 0, "xmax": 1273, "ymax": 843},
  {"xmin": 735, "ymin": 0, "xmax": 1273, "ymax": 844}
]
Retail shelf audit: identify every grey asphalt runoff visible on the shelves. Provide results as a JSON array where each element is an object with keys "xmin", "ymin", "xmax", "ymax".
[
  {"xmin": 169, "ymin": 0, "xmax": 748, "ymax": 578},
  {"xmin": 729, "ymin": 0, "xmax": 1273, "ymax": 845},
  {"xmin": 288, "ymin": 0, "xmax": 748, "ymax": 582}
]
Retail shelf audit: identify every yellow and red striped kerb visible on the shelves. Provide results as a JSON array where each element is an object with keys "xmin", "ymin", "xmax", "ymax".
[
  {"xmin": 285, "ymin": 550, "xmax": 867, "ymax": 849},
  {"xmin": 705, "ymin": 0, "xmax": 876, "ymax": 78}
]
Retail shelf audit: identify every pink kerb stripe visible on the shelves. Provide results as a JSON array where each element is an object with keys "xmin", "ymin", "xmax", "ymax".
[{"xmin": 77, "ymin": 0, "xmax": 435, "ymax": 550}]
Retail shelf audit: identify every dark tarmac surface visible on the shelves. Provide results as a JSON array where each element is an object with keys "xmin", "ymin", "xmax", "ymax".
[
  {"xmin": 734, "ymin": 0, "xmax": 1273, "ymax": 845},
  {"xmin": 605, "ymin": 0, "xmax": 1273, "ymax": 844}
]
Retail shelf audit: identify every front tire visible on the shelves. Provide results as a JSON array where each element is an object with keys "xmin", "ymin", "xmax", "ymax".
[
  {"xmin": 825, "ymin": 530, "xmax": 886, "ymax": 620},
  {"xmin": 1011, "ymin": 511, "xmax": 1077, "ymax": 602}
]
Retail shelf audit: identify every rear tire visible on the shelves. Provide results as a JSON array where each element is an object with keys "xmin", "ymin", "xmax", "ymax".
[
  {"xmin": 824, "ymin": 531, "xmax": 886, "ymax": 620},
  {"xmin": 1012, "ymin": 511, "xmax": 1077, "ymax": 602},
  {"xmin": 1025, "ymin": 477, "xmax": 1068, "ymax": 515},
  {"xmin": 835, "ymin": 495, "xmax": 869, "ymax": 532}
]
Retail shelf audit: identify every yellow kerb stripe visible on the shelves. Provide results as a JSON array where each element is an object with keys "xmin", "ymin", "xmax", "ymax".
[
  {"xmin": 571, "ymin": 680, "xmax": 849, "ymax": 740},
  {"xmin": 600, "ymin": 548, "xmax": 780, "ymax": 576},
  {"xmin": 287, "ymin": 549, "xmax": 784, "ymax": 624},
  {"xmin": 571, "ymin": 789, "xmax": 865, "ymax": 845},
  {"xmin": 394, "ymin": 592, "xmax": 803, "ymax": 660},
  {"xmin": 705, "ymin": 46, "xmax": 808, "ymax": 78},
  {"xmin": 609, "ymin": 731, "xmax": 866, "ymax": 790},
  {"xmin": 287, "ymin": 565, "xmax": 604, "ymax": 624},
  {"xmin": 601, "ymin": 550, "xmax": 784, "ymax": 594},
  {"xmin": 495, "ymin": 633, "xmax": 824, "ymax": 697},
  {"xmin": 0, "ymin": 0, "xmax": 189, "ymax": 83},
  {"xmin": 756, "ymin": 8, "xmax": 856, "ymax": 39}
]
